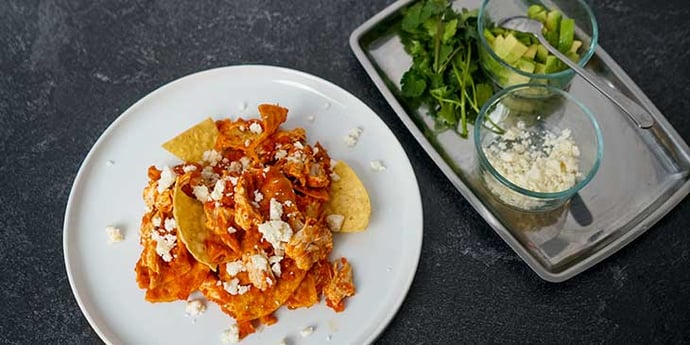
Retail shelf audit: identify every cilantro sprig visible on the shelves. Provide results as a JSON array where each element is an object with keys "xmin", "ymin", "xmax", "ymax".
[{"xmin": 399, "ymin": 0, "xmax": 494, "ymax": 137}]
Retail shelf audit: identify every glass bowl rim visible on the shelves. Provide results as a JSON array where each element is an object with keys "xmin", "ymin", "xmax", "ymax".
[
  {"xmin": 474, "ymin": 83, "xmax": 604, "ymax": 199},
  {"xmin": 477, "ymin": 0, "xmax": 599, "ymax": 80}
]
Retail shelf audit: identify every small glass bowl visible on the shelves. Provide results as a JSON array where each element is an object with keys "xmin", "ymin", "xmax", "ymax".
[
  {"xmin": 477, "ymin": 0, "xmax": 598, "ymax": 89},
  {"xmin": 474, "ymin": 84, "xmax": 603, "ymax": 212}
]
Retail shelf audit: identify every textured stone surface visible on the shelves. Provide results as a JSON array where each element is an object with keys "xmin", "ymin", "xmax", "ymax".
[{"xmin": 1, "ymin": 0, "xmax": 689, "ymax": 344}]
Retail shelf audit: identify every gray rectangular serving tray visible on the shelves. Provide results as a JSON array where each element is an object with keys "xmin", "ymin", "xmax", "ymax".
[{"xmin": 350, "ymin": 0, "xmax": 690, "ymax": 282}]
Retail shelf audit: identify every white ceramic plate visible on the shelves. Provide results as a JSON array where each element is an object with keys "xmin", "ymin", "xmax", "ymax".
[{"xmin": 63, "ymin": 65, "xmax": 423, "ymax": 345}]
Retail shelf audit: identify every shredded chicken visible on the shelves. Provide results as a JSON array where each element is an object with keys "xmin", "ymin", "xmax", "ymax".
[{"xmin": 285, "ymin": 218, "xmax": 333, "ymax": 270}]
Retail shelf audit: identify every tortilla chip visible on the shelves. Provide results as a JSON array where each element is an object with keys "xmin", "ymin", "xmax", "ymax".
[
  {"xmin": 324, "ymin": 161, "xmax": 371, "ymax": 232},
  {"xmin": 162, "ymin": 118, "xmax": 219, "ymax": 162},
  {"xmin": 172, "ymin": 179, "xmax": 216, "ymax": 271},
  {"xmin": 199, "ymin": 258, "xmax": 307, "ymax": 322}
]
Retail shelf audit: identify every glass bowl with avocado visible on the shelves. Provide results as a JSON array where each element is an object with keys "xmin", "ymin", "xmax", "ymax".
[{"xmin": 477, "ymin": 0, "xmax": 598, "ymax": 90}]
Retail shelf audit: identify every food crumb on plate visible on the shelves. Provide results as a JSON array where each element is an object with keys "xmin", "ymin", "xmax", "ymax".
[
  {"xmin": 221, "ymin": 323, "xmax": 240, "ymax": 344},
  {"xmin": 105, "ymin": 226, "xmax": 124, "ymax": 244},
  {"xmin": 344, "ymin": 127, "xmax": 363, "ymax": 147},
  {"xmin": 369, "ymin": 160, "xmax": 386, "ymax": 172},
  {"xmin": 185, "ymin": 299, "xmax": 206, "ymax": 319},
  {"xmin": 300, "ymin": 326, "xmax": 315, "ymax": 337},
  {"xmin": 278, "ymin": 338, "xmax": 287, "ymax": 345},
  {"xmin": 105, "ymin": 159, "xmax": 115, "ymax": 166}
]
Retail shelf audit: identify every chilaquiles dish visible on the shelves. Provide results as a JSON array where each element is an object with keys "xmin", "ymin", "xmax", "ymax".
[{"xmin": 135, "ymin": 104, "xmax": 370, "ymax": 340}]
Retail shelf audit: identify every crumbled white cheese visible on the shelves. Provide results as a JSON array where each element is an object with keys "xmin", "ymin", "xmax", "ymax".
[
  {"xmin": 254, "ymin": 190, "xmax": 264, "ymax": 203},
  {"xmin": 244, "ymin": 139, "xmax": 251, "ymax": 147},
  {"xmin": 223, "ymin": 278, "xmax": 250, "ymax": 295},
  {"xmin": 152, "ymin": 216, "xmax": 162, "ymax": 228},
  {"xmin": 269, "ymin": 198, "xmax": 283, "ymax": 220},
  {"xmin": 258, "ymin": 220, "xmax": 293, "ymax": 252},
  {"xmin": 294, "ymin": 141, "xmax": 304, "ymax": 150},
  {"xmin": 266, "ymin": 276, "xmax": 273, "ymax": 286},
  {"xmin": 227, "ymin": 176, "xmax": 239, "ymax": 186},
  {"xmin": 185, "ymin": 299, "xmax": 206, "ymax": 318},
  {"xmin": 237, "ymin": 284, "xmax": 250, "ymax": 295},
  {"xmin": 183, "ymin": 165, "xmax": 197, "ymax": 173},
  {"xmin": 300, "ymin": 326, "xmax": 315, "ymax": 337},
  {"xmin": 202, "ymin": 150, "xmax": 223, "ymax": 166},
  {"xmin": 286, "ymin": 151, "xmax": 304, "ymax": 164},
  {"xmin": 226, "ymin": 260, "xmax": 245, "ymax": 276},
  {"xmin": 164, "ymin": 218, "xmax": 176, "ymax": 231},
  {"xmin": 239, "ymin": 124, "xmax": 246, "ymax": 132},
  {"xmin": 201, "ymin": 166, "xmax": 220, "ymax": 183},
  {"xmin": 150, "ymin": 230, "xmax": 176, "ymax": 262},
  {"xmin": 228, "ymin": 161, "xmax": 242, "ymax": 173},
  {"xmin": 157, "ymin": 166, "xmax": 176, "ymax": 193},
  {"xmin": 249, "ymin": 254, "xmax": 269, "ymax": 271},
  {"xmin": 330, "ymin": 159, "xmax": 341, "ymax": 180},
  {"xmin": 485, "ymin": 125, "xmax": 581, "ymax": 193},
  {"xmin": 221, "ymin": 323, "xmax": 240, "ymax": 344},
  {"xmin": 268, "ymin": 255, "xmax": 283, "ymax": 278},
  {"xmin": 105, "ymin": 226, "xmax": 124, "ymax": 243},
  {"xmin": 210, "ymin": 180, "xmax": 225, "ymax": 201},
  {"xmin": 344, "ymin": 127, "xmax": 363, "ymax": 147},
  {"xmin": 313, "ymin": 146, "xmax": 320, "ymax": 155},
  {"xmin": 370, "ymin": 160, "xmax": 386, "ymax": 172},
  {"xmin": 249, "ymin": 122, "xmax": 263, "ymax": 134},
  {"xmin": 271, "ymin": 262, "xmax": 282, "ymax": 277},
  {"xmin": 483, "ymin": 123, "xmax": 582, "ymax": 209},
  {"xmin": 239, "ymin": 156, "xmax": 251, "ymax": 170},
  {"xmin": 325, "ymin": 214, "xmax": 345, "ymax": 232},
  {"xmin": 274, "ymin": 149, "xmax": 288, "ymax": 160},
  {"xmin": 192, "ymin": 185, "xmax": 211, "ymax": 202},
  {"xmin": 227, "ymin": 226, "xmax": 237, "ymax": 234}
]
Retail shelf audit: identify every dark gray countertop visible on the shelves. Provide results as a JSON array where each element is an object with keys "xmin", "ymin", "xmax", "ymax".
[{"xmin": 1, "ymin": 0, "xmax": 689, "ymax": 344}]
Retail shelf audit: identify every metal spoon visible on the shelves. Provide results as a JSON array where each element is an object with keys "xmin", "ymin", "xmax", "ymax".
[{"xmin": 500, "ymin": 16, "xmax": 655, "ymax": 129}]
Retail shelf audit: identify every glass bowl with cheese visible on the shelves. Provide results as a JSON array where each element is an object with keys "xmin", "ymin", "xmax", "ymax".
[
  {"xmin": 477, "ymin": 0, "xmax": 598, "ymax": 89},
  {"xmin": 474, "ymin": 83, "xmax": 603, "ymax": 212}
]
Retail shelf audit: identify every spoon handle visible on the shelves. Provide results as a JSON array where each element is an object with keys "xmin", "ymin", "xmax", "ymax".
[{"xmin": 536, "ymin": 33, "xmax": 655, "ymax": 129}]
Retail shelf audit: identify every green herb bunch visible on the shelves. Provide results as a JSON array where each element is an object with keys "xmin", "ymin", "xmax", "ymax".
[{"xmin": 399, "ymin": 0, "xmax": 493, "ymax": 137}]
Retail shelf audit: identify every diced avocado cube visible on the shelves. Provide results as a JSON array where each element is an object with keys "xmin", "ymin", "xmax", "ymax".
[
  {"xmin": 494, "ymin": 33, "xmax": 529, "ymax": 64},
  {"xmin": 546, "ymin": 10, "xmax": 562, "ymax": 32},
  {"xmin": 523, "ymin": 44, "xmax": 538, "ymax": 60},
  {"xmin": 535, "ymin": 11, "xmax": 548, "ymax": 24},
  {"xmin": 516, "ymin": 58, "xmax": 536, "ymax": 73},
  {"xmin": 514, "ymin": 32, "xmax": 533, "ymax": 46},
  {"xmin": 491, "ymin": 27, "xmax": 506, "ymax": 36},
  {"xmin": 545, "ymin": 30, "xmax": 559, "ymax": 49},
  {"xmin": 484, "ymin": 28, "xmax": 496, "ymax": 45},
  {"xmin": 507, "ymin": 70, "xmax": 531, "ymax": 85},
  {"xmin": 492, "ymin": 34, "xmax": 504, "ymax": 51},
  {"xmin": 544, "ymin": 55, "xmax": 562, "ymax": 73},
  {"xmin": 534, "ymin": 63, "xmax": 547, "ymax": 74},
  {"xmin": 558, "ymin": 18, "xmax": 575, "ymax": 53},
  {"xmin": 536, "ymin": 44, "xmax": 549, "ymax": 63},
  {"xmin": 566, "ymin": 51, "xmax": 579, "ymax": 62},
  {"xmin": 527, "ymin": 5, "xmax": 546, "ymax": 19},
  {"xmin": 570, "ymin": 40, "xmax": 583, "ymax": 54}
]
